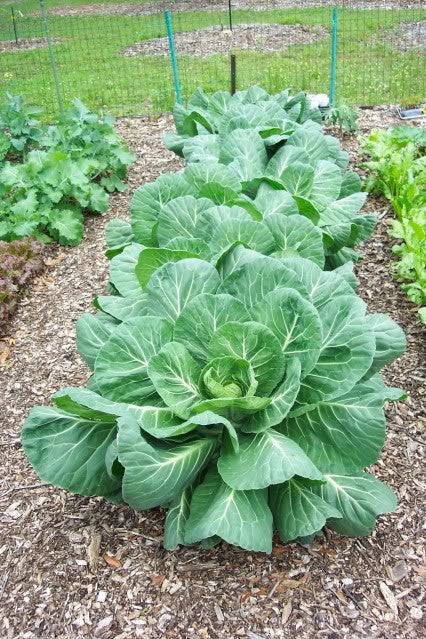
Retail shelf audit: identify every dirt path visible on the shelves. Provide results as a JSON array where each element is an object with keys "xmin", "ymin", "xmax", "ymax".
[{"xmin": 0, "ymin": 110, "xmax": 425, "ymax": 639}]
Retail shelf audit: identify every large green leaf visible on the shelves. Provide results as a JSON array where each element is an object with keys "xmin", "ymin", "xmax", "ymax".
[
  {"xmin": 94, "ymin": 316, "xmax": 173, "ymax": 404},
  {"xmin": 270, "ymin": 478, "xmax": 342, "ymax": 542},
  {"xmin": 219, "ymin": 254, "xmax": 309, "ymax": 308},
  {"xmin": 243, "ymin": 358, "xmax": 301, "ymax": 433},
  {"xmin": 184, "ymin": 468, "xmax": 273, "ymax": 552},
  {"xmin": 174, "ymin": 293, "xmax": 250, "ymax": 362},
  {"xmin": 135, "ymin": 247, "xmax": 199, "ymax": 288},
  {"xmin": 297, "ymin": 295, "xmax": 375, "ymax": 403},
  {"xmin": 76, "ymin": 312, "xmax": 118, "ymax": 370},
  {"xmin": 253, "ymin": 189, "xmax": 299, "ymax": 218},
  {"xmin": 218, "ymin": 429, "xmax": 322, "ymax": 490},
  {"xmin": 52, "ymin": 387, "xmax": 125, "ymax": 420},
  {"xmin": 339, "ymin": 171, "xmax": 361, "ymax": 198},
  {"xmin": 109, "ymin": 243, "xmax": 144, "ymax": 298},
  {"xmin": 309, "ymin": 160, "xmax": 342, "ymax": 210},
  {"xmin": 146, "ymin": 258, "xmax": 220, "ymax": 323},
  {"xmin": 312, "ymin": 472, "xmax": 397, "ymax": 536},
  {"xmin": 266, "ymin": 144, "xmax": 309, "ymax": 179},
  {"xmin": 156, "ymin": 195, "xmax": 214, "ymax": 246},
  {"xmin": 183, "ymin": 161, "xmax": 241, "ymax": 195},
  {"xmin": 148, "ymin": 342, "xmax": 203, "ymax": 419},
  {"xmin": 364, "ymin": 314, "xmax": 406, "ymax": 378},
  {"xmin": 280, "ymin": 162, "xmax": 314, "ymax": 197},
  {"xmin": 281, "ymin": 256, "xmax": 355, "ymax": 309},
  {"xmin": 164, "ymin": 486, "xmax": 193, "ymax": 550},
  {"xmin": 131, "ymin": 174, "xmax": 194, "ymax": 245},
  {"xmin": 282, "ymin": 377, "xmax": 401, "ymax": 471},
  {"xmin": 183, "ymin": 135, "xmax": 220, "ymax": 163},
  {"xmin": 94, "ymin": 294, "xmax": 148, "ymax": 322},
  {"xmin": 319, "ymin": 193, "xmax": 367, "ymax": 228},
  {"xmin": 209, "ymin": 218, "xmax": 276, "ymax": 257},
  {"xmin": 219, "ymin": 128, "xmax": 268, "ymax": 182},
  {"xmin": 287, "ymin": 127, "xmax": 330, "ymax": 163},
  {"xmin": 118, "ymin": 417, "xmax": 215, "ymax": 509},
  {"xmin": 105, "ymin": 219, "xmax": 134, "ymax": 254},
  {"xmin": 127, "ymin": 404, "xmax": 196, "ymax": 439},
  {"xmin": 265, "ymin": 213, "xmax": 324, "ymax": 267},
  {"xmin": 22, "ymin": 406, "xmax": 120, "ymax": 496},
  {"xmin": 208, "ymin": 321, "xmax": 285, "ymax": 396},
  {"xmin": 251, "ymin": 288, "xmax": 322, "ymax": 375}
]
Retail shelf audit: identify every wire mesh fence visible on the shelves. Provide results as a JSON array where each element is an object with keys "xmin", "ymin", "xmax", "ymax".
[{"xmin": 0, "ymin": 0, "xmax": 425, "ymax": 117}]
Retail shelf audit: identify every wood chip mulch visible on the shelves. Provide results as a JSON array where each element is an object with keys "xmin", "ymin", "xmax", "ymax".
[{"xmin": 0, "ymin": 110, "xmax": 425, "ymax": 639}]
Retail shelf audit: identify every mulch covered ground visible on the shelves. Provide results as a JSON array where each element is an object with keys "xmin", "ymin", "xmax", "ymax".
[
  {"xmin": 122, "ymin": 23, "xmax": 327, "ymax": 57},
  {"xmin": 0, "ymin": 109, "xmax": 425, "ymax": 639}
]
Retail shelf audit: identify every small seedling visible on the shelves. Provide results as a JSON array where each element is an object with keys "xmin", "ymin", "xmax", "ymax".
[{"xmin": 324, "ymin": 100, "xmax": 358, "ymax": 134}]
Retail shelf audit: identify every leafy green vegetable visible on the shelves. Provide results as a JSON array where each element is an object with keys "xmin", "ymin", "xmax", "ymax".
[
  {"xmin": 362, "ymin": 127, "xmax": 426, "ymax": 322},
  {"xmin": 22, "ymin": 247, "xmax": 405, "ymax": 552},
  {"xmin": 0, "ymin": 95, "xmax": 134, "ymax": 245},
  {"xmin": 161, "ymin": 87, "xmax": 373, "ymax": 268}
]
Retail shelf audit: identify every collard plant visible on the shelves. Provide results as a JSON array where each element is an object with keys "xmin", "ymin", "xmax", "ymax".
[
  {"xmin": 104, "ymin": 154, "xmax": 375, "ymax": 275},
  {"xmin": 22, "ymin": 247, "xmax": 405, "ymax": 552},
  {"xmin": 163, "ymin": 87, "xmax": 374, "ymax": 268}
]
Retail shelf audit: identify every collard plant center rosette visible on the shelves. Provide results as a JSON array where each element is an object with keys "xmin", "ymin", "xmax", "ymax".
[{"xmin": 21, "ymin": 87, "xmax": 406, "ymax": 553}]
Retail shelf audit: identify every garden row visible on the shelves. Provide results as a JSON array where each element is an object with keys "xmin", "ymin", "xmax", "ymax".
[
  {"xmin": 362, "ymin": 125, "xmax": 426, "ymax": 324},
  {"xmin": 22, "ymin": 86, "xmax": 406, "ymax": 553}
]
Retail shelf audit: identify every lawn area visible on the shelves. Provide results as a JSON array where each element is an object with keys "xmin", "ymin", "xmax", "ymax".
[{"xmin": 0, "ymin": 4, "xmax": 425, "ymax": 115}]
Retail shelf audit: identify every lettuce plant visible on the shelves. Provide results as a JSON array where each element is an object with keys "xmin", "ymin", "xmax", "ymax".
[{"xmin": 22, "ymin": 248, "xmax": 405, "ymax": 552}]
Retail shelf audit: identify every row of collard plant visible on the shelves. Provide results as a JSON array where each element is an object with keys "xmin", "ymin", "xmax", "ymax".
[
  {"xmin": 23, "ymin": 87, "xmax": 407, "ymax": 553},
  {"xmin": 362, "ymin": 126, "xmax": 426, "ymax": 324},
  {"xmin": 0, "ymin": 93, "xmax": 134, "ymax": 246}
]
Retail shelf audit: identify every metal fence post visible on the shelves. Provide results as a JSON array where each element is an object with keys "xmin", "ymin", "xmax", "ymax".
[
  {"xmin": 228, "ymin": 0, "xmax": 233, "ymax": 31},
  {"xmin": 329, "ymin": 7, "xmax": 338, "ymax": 106},
  {"xmin": 230, "ymin": 54, "xmax": 236, "ymax": 95},
  {"xmin": 164, "ymin": 10, "xmax": 182, "ymax": 105},
  {"xmin": 39, "ymin": 0, "xmax": 64, "ymax": 115},
  {"xmin": 11, "ymin": 7, "xmax": 18, "ymax": 45}
]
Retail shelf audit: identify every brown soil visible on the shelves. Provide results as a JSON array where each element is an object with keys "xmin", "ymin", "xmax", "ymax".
[
  {"xmin": 123, "ymin": 23, "xmax": 327, "ymax": 57},
  {"xmin": 0, "ymin": 37, "xmax": 61, "ymax": 54},
  {"xmin": 28, "ymin": 0, "xmax": 426, "ymax": 19},
  {"xmin": 0, "ymin": 110, "xmax": 425, "ymax": 638}
]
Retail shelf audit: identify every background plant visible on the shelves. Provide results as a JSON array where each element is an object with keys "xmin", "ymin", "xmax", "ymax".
[
  {"xmin": 323, "ymin": 100, "xmax": 358, "ymax": 135},
  {"xmin": 362, "ymin": 126, "xmax": 426, "ymax": 322},
  {"xmin": 0, "ymin": 237, "xmax": 44, "ymax": 335},
  {"xmin": 0, "ymin": 95, "xmax": 135, "ymax": 246}
]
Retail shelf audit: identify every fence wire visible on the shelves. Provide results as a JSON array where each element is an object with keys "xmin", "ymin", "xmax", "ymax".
[{"xmin": 0, "ymin": 0, "xmax": 425, "ymax": 117}]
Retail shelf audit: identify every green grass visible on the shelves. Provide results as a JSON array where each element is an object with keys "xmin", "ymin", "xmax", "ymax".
[{"xmin": 0, "ymin": 5, "xmax": 425, "ymax": 116}]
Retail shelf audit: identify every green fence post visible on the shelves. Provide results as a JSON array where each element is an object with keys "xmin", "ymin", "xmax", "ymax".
[
  {"xmin": 11, "ymin": 7, "xmax": 18, "ymax": 45},
  {"xmin": 164, "ymin": 10, "xmax": 182, "ymax": 105},
  {"xmin": 329, "ymin": 7, "xmax": 338, "ymax": 107},
  {"xmin": 39, "ymin": 0, "xmax": 64, "ymax": 115}
]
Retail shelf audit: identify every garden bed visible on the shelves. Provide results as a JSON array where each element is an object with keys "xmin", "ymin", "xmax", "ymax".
[
  {"xmin": 122, "ymin": 23, "xmax": 327, "ymax": 57},
  {"xmin": 390, "ymin": 21, "xmax": 426, "ymax": 53},
  {"xmin": 0, "ymin": 37, "xmax": 61, "ymax": 54},
  {"xmin": 0, "ymin": 110, "xmax": 425, "ymax": 639}
]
